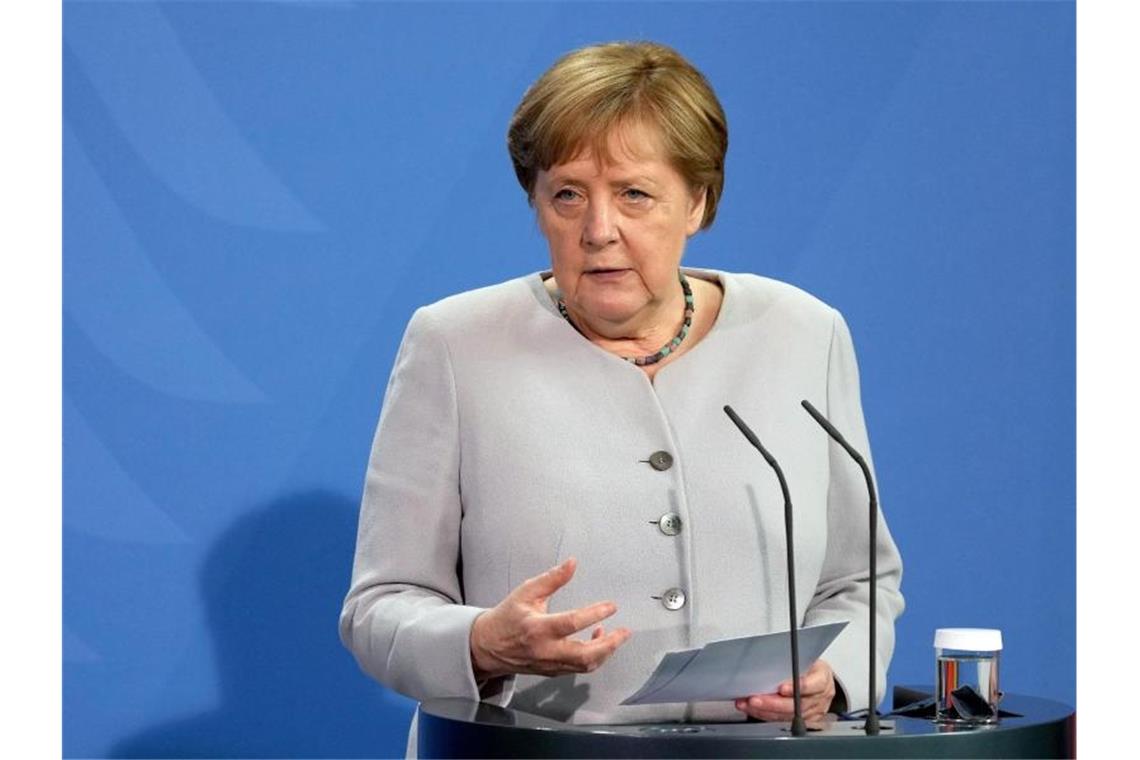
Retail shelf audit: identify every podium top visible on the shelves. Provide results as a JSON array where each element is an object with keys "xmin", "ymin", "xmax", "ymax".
[{"xmin": 418, "ymin": 691, "xmax": 1074, "ymax": 758}]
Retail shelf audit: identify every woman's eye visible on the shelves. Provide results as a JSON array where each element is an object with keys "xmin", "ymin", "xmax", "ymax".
[
  {"xmin": 553, "ymin": 188, "xmax": 580, "ymax": 202},
  {"xmin": 623, "ymin": 188, "xmax": 650, "ymax": 201}
]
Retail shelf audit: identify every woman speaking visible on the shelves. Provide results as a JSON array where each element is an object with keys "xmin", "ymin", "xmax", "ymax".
[{"xmin": 340, "ymin": 41, "xmax": 904, "ymax": 731}]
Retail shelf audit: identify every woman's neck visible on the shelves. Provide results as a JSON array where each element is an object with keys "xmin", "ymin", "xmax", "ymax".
[
  {"xmin": 560, "ymin": 286, "xmax": 687, "ymax": 357},
  {"xmin": 545, "ymin": 271, "xmax": 723, "ymax": 376}
]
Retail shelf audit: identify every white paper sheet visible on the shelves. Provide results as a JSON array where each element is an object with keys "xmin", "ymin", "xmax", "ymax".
[{"xmin": 620, "ymin": 621, "xmax": 848, "ymax": 705}]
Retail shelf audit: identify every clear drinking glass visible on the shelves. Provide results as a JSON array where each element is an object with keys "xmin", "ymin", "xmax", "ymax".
[{"xmin": 934, "ymin": 628, "xmax": 1003, "ymax": 725}]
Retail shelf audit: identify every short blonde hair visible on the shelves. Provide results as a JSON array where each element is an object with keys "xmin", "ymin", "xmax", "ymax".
[{"xmin": 508, "ymin": 41, "xmax": 728, "ymax": 230}]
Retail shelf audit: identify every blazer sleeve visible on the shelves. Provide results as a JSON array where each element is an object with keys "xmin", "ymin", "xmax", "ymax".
[
  {"xmin": 801, "ymin": 309, "xmax": 905, "ymax": 713},
  {"xmin": 338, "ymin": 307, "xmax": 514, "ymax": 705}
]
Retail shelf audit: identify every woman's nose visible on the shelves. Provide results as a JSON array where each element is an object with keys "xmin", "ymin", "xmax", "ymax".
[{"xmin": 582, "ymin": 200, "xmax": 618, "ymax": 249}]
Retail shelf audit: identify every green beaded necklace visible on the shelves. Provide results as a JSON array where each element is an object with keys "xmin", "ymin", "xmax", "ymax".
[{"xmin": 556, "ymin": 272, "xmax": 694, "ymax": 366}]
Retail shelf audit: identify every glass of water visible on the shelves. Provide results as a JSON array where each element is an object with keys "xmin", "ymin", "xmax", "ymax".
[{"xmin": 934, "ymin": 628, "xmax": 1003, "ymax": 724}]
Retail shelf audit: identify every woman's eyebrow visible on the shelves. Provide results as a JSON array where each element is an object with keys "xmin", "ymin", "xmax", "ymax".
[
  {"xmin": 542, "ymin": 169, "xmax": 587, "ymax": 185},
  {"xmin": 541, "ymin": 169, "xmax": 663, "ymax": 188},
  {"xmin": 611, "ymin": 175, "xmax": 661, "ymax": 187}
]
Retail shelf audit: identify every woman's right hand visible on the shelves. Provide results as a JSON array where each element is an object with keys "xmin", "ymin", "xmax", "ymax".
[{"xmin": 469, "ymin": 557, "xmax": 633, "ymax": 680}]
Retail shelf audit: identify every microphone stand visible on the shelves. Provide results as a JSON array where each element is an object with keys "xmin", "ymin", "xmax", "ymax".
[
  {"xmin": 800, "ymin": 399, "xmax": 880, "ymax": 736},
  {"xmin": 723, "ymin": 405, "xmax": 806, "ymax": 737}
]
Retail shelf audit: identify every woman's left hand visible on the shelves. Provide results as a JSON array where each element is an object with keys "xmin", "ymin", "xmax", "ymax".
[{"xmin": 734, "ymin": 659, "xmax": 836, "ymax": 725}]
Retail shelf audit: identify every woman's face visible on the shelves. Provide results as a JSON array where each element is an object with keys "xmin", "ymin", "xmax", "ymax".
[{"xmin": 534, "ymin": 121, "xmax": 706, "ymax": 329}]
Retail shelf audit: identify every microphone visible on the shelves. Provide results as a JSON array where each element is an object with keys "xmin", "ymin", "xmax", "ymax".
[
  {"xmin": 800, "ymin": 399, "xmax": 881, "ymax": 736},
  {"xmin": 723, "ymin": 405, "xmax": 806, "ymax": 737}
]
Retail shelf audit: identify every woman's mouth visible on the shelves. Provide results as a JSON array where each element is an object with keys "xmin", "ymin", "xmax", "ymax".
[{"xmin": 586, "ymin": 268, "xmax": 631, "ymax": 281}]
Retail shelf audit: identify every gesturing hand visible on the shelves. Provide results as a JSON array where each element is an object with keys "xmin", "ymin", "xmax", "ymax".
[
  {"xmin": 469, "ymin": 557, "xmax": 633, "ymax": 680},
  {"xmin": 734, "ymin": 659, "xmax": 837, "ymax": 726}
]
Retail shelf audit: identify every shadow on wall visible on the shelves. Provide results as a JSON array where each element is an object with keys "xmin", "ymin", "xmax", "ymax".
[{"xmin": 111, "ymin": 489, "xmax": 415, "ymax": 759}]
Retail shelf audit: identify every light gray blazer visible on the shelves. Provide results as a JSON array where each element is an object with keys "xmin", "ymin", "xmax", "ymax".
[{"xmin": 339, "ymin": 269, "xmax": 904, "ymax": 725}]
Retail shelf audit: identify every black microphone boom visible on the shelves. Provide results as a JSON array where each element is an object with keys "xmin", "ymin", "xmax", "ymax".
[
  {"xmin": 800, "ymin": 398, "xmax": 881, "ymax": 736},
  {"xmin": 722, "ymin": 405, "xmax": 806, "ymax": 737}
]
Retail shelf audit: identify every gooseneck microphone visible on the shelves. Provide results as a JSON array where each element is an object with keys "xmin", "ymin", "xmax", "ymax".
[
  {"xmin": 800, "ymin": 398, "xmax": 880, "ymax": 736},
  {"xmin": 723, "ymin": 405, "xmax": 806, "ymax": 738}
]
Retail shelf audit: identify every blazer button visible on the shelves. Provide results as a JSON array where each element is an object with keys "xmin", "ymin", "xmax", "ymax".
[
  {"xmin": 660, "ymin": 588, "xmax": 686, "ymax": 611},
  {"xmin": 647, "ymin": 451, "xmax": 674, "ymax": 471},
  {"xmin": 658, "ymin": 513, "xmax": 682, "ymax": 536}
]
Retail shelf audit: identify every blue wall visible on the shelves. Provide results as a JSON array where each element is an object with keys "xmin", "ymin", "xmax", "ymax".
[{"xmin": 63, "ymin": 2, "xmax": 1074, "ymax": 757}]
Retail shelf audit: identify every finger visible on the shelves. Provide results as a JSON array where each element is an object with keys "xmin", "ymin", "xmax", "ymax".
[
  {"xmin": 579, "ymin": 627, "xmax": 633, "ymax": 671},
  {"xmin": 746, "ymin": 694, "xmax": 793, "ymax": 717},
  {"xmin": 737, "ymin": 705, "xmax": 818, "ymax": 724},
  {"xmin": 542, "ymin": 600, "xmax": 617, "ymax": 638},
  {"xmin": 515, "ymin": 557, "xmax": 577, "ymax": 604},
  {"xmin": 591, "ymin": 625, "xmax": 605, "ymax": 640},
  {"xmin": 553, "ymin": 627, "xmax": 632, "ymax": 673},
  {"xmin": 735, "ymin": 695, "xmax": 793, "ymax": 722},
  {"xmin": 777, "ymin": 675, "xmax": 823, "ymax": 697},
  {"xmin": 740, "ymin": 694, "xmax": 831, "ymax": 724},
  {"xmin": 778, "ymin": 663, "xmax": 830, "ymax": 697},
  {"xmin": 801, "ymin": 695, "xmax": 832, "ymax": 722},
  {"xmin": 766, "ymin": 697, "xmax": 829, "ymax": 724}
]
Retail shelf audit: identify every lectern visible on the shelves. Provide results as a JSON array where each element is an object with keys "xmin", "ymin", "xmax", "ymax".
[{"xmin": 419, "ymin": 691, "xmax": 1074, "ymax": 758}]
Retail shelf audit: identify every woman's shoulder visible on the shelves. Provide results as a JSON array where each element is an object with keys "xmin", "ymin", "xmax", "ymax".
[
  {"xmin": 404, "ymin": 273, "xmax": 549, "ymax": 338},
  {"xmin": 698, "ymin": 269, "xmax": 840, "ymax": 327}
]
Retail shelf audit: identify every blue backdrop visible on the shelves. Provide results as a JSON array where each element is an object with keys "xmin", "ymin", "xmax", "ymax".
[{"xmin": 63, "ymin": 1, "xmax": 1074, "ymax": 757}]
